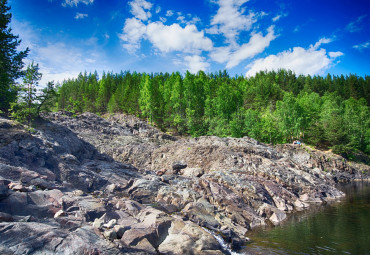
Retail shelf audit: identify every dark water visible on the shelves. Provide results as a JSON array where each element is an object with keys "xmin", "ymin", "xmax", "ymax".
[{"xmin": 243, "ymin": 182, "xmax": 370, "ymax": 255}]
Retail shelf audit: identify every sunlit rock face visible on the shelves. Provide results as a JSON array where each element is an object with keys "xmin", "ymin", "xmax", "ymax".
[{"xmin": 0, "ymin": 112, "xmax": 368, "ymax": 254}]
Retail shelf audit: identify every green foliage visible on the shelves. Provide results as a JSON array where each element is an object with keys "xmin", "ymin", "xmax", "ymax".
[
  {"xmin": 54, "ymin": 68, "xmax": 370, "ymax": 156},
  {"xmin": 230, "ymin": 109, "xmax": 245, "ymax": 138},
  {"xmin": 139, "ymin": 74, "xmax": 154, "ymax": 123},
  {"xmin": 259, "ymin": 107, "xmax": 280, "ymax": 144},
  {"xmin": 10, "ymin": 63, "xmax": 58, "ymax": 127},
  {"xmin": 0, "ymin": 0, "xmax": 29, "ymax": 112},
  {"xmin": 342, "ymin": 98, "xmax": 369, "ymax": 154},
  {"xmin": 10, "ymin": 62, "xmax": 41, "ymax": 126},
  {"xmin": 36, "ymin": 81, "xmax": 58, "ymax": 115},
  {"xmin": 275, "ymin": 93, "xmax": 304, "ymax": 142},
  {"xmin": 320, "ymin": 93, "xmax": 346, "ymax": 147}
]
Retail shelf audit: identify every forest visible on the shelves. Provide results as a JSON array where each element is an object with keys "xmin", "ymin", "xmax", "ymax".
[{"xmin": 56, "ymin": 69, "xmax": 370, "ymax": 157}]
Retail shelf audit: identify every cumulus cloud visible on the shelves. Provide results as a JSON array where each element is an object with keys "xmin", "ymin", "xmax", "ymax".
[
  {"xmin": 210, "ymin": 26, "xmax": 276, "ymax": 68},
  {"xmin": 208, "ymin": 0, "xmax": 257, "ymax": 44},
  {"xmin": 353, "ymin": 41, "xmax": 370, "ymax": 51},
  {"xmin": 119, "ymin": 18, "xmax": 146, "ymax": 53},
  {"xmin": 129, "ymin": 0, "xmax": 153, "ymax": 21},
  {"xmin": 184, "ymin": 55, "xmax": 210, "ymax": 73},
  {"xmin": 246, "ymin": 40, "xmax": 343, "ymax": 77},
  {"xmin": 346, "ymin": 15, "xmax": 367, "ymax": 33},
  {"xmin": 62, "ymin": 0, "xmax": 94, "ymax": 7},
  {"xmin": 75, "ymin": 13, "xmax": 88, "ymax": 19},
  {"xmin": 120, "ymin": 2, "xmax": 213, "ymax": 55},
  {"xmin": 120, "ymin": 0, "xmax": 275, "ymax": 71},
  {"xmin": 146, "ymin": 22, "xmax": 213, "ymax": 54}
]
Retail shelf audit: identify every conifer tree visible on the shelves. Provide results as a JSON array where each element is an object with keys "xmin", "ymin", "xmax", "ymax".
[
  {"xmin": 36, "ymin": 81, "xmax": 58, "ymax": 116},
  {"xmin": 10, "ymin": 62, "xmax": 41, "ymax": 127},
  {"xmin": 139, "ymin": 74, "xmax": 154, "ymax": 123},
  {"xmin": 0, "ymin": 0, "xmax": 29, "ymax": 112}
]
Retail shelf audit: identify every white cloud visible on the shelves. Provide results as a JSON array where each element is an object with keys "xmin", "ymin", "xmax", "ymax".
[
  {"xmin": 25, "ymin": 42, "xmax": 105, "ymax": 85},
  {"xmin": 35, "ymin": 42, "xmax": 108, "ymax": 84},
  {"xmin": 62, "ymin": 0, "xmax": 94, "ymax": 7},
  {"xmin": 75, "ymin": 13, "xmax": 88, "ymax": 19},
  {"xmin": 208, "ymin": 0, "xmax": 257, "ymax": 45},
  {"xmin": 177, "ymin": 15, "xmax": 186, "ymax": 24},
  {"xmin": 189, "ymin": 16, "xmax": 201, "ymax": 25},
  {"xmin": 129, "ymin": 0, "xmax": 153, "ymax": 21},
  {"xmin": 119, "ymin": 18, "xmax": 146, "ymax": 53},
  {"xmin": 353, "ymin": 41, "xmax": 370, "ymax": 51},
  {"xmin": 328, "ymin": 51, "xmax": 344, "ymax": 58},
  {"xmin": 272, "ymin": 12, "xmax": 287, "ymax": 22},
  {"xmin": 312, "ymin": 37, "xmax": 332, "ymax": 49},
  {"xmin": 246, "ymin": 40, "xmax": 343, "ymax": 77},
  {"xmin": 209, "ymin": 47, "xmax": 231, "ymax": 64},
  {"xmin": 184, "ymin": 55, "xmax": 210, "ymax": 73},
  {"xmin": 146, "ymin": 22, "xmax": 213, "ymax": 54},
  {"xmin": 120, "ymin": 16, "xmax": 213, "ymax": 55},
  {"xmin": 166, "ymin": 10, "xmax": 174, "ymax": 17},
  {"xmin": 10, "ymin": 20, "xmax": 38, "ymax": 51},
  {"xmin": 345, "ymin": 15, "xmax": 367, "ymax": 33},
  {"xmin": 155, "ymin": 6, "xmax": 161, "ymax": 14},
  {"xmin": 210, "ymin": 26, "xmax": 276, "ymax": 68},
  {"xmin": 119, "ymin": 0, "xmax": 275, "ymax": 71},
  {"xmin": 272, "ymin": 15, "xmax": 281, "ymax": 22},
  {"xmin": 226, "ymin": 26, "xmax": 276, "ymax": 68}
]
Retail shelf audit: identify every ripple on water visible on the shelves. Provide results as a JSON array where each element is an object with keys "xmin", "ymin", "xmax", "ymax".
[{"xmin": 242, "ymin": 182, "xmax": 370, "ymax": 255}]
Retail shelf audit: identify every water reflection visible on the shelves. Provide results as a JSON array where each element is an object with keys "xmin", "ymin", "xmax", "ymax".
[{"xmin": 243, "ymin": 182, "xmax": 370, "ymax": 255}]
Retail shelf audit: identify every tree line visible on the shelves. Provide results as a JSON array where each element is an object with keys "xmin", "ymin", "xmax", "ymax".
[
  {"xmin": 1, "ymin": 0, "xmax": 368, "ymax": 158},
  {"xmin": 56, "ymin": 70, "xmax": 370, "ymax": 157}
]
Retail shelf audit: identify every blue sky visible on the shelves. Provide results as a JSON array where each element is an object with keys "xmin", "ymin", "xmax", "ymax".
[{"xmin": 9, "ymin": 0, "xmax": 370, "ymax": 85}]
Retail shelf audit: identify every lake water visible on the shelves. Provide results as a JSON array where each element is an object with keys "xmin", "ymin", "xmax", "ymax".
[{"xmin": 242, "ymin": 182, "xmax": 370, "ymax": 255}]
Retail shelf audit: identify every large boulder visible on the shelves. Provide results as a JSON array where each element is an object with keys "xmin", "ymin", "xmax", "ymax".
[
  {"xmin": 158, "ymin": 219, "xmax": 222, "ymax": 255},
  {"xmin": 0, "ymin": 189, "xmax": 63, "ymax": 218}
]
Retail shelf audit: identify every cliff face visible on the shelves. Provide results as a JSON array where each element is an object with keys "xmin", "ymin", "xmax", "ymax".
[{"xmin": 0, "ymin": 112, "xmax": 368, "ymax": 255}]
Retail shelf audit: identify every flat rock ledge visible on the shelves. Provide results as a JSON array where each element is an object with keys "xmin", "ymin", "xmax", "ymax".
[{"xmin": 0, "ymin": 112, "xmax": 368, "ymax": 255}]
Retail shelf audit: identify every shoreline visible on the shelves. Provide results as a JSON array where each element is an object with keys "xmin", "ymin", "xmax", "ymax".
[{"xmin": 242, "ymin": 181, "xmax": 370, "ymax": 254}]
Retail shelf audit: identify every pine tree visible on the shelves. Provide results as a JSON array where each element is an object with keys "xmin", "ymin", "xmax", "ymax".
[
  {"xmin": 0, "ymin": 0, "xmax": 29, "ymax": 112},
  {"xmin": 10, "ymin": 62, "xmax": 42, "ymax": 127},
  {"xmin": 139, "ymin": 74, "xmax": 154, "ymax": 123},
  {"xmin": 36, "ymin": 81, "xmax": 58, "ymax": 116}
]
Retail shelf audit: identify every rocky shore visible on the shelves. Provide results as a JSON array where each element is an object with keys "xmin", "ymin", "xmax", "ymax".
[{"xmin": 0, "ymin": 112, "xmax": 368, "ymax": 255}]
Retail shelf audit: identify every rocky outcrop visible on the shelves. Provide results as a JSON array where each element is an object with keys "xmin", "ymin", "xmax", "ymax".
[
  {"xmin": 275, "ymin": 144, "xmax": 368, "ymax": 182},
  {"xmin": 45, "ymin": 112, "xmax": 175, "ymax": 170},
  {"xmin": 0, "ymin": 112, "xmax": 369, "ymax": 254}
]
